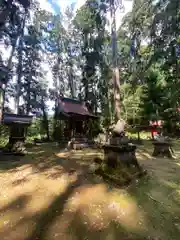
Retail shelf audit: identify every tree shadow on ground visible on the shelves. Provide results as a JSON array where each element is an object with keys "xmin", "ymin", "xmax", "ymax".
[
  {"xmin": 0, "ymin": 143, "xmax": 60, "ymax": 172},
  {"xmin": 0, "ymin": 142, "xmax": 180, "ymax": 240},
  {"xmin": 126, "ymin": 166, "xmax": 180, "ymax": 239},
  {"xmin": 0, "ymin": 143, "xmax": 105, "ymax": 239},
  {"xmin": 0, "ymin": 195, "xmax": 29, "ymax": 214},
  {"xmin": 24, "ymin": 175, "xmax": 85, "ymax": 240}
]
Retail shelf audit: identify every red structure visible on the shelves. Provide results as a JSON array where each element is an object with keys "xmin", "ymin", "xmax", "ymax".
[{"xmin": 150, "ymin": 120, "xmax": 163, "ymax": 138}]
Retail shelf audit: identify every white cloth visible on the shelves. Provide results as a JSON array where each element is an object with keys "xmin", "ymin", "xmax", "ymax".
[{"xmin": 113, "ymin": 119, "xmax": 126, "ymax": 134}]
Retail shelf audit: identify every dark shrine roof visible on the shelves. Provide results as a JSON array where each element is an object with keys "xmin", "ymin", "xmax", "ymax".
[
  {"xmin": 2, "ymin": 113, "xmax": 33, "ymax": 125},
  {"xmin": 58, "ymin": 97, "xmax": 98, "ymax": 118}
]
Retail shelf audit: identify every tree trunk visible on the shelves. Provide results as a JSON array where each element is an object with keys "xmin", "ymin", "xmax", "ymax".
[
  {"xmin": 7, "ymin": 39, "xmax": 17, "ymax": 69},
  {"xmin": 68, "ymin": 64, "xmax": 75, "ymax": 98},
  {"xmin": 2, "ymin": 36, "xmax": 18, "ymax": 114},
  {"xmin": 110, "ymin": 0, "xmax": 121, "ymax": 121},
  {"xmin": 41, "ymin": 98, "xmax": 50, "ymax": 140},
  {"xmin": 16, "ymin": 41, "xmax": 23, "ymax": 114},
  {"xmin": 26, "ymin": 80, "xmax": 31, "ymax": 114},
  {"xmin": 0, "ymin": 7, "xmax": 11, "ymax": 30},
  {"xmin": 15, "ymin": 15, "xmax": 26, "ymax": 114},
  {"xmin": 0, "ymin": 87, "xmax": 3, "ymax": 122},
  {"xmin": 26, "ymin": 70, "xmax": 33, "ymax": 115}
]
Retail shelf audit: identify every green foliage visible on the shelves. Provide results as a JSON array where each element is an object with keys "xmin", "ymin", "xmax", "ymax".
[
  {"xmin": 2, "ymin": 0, "xmax": 180, "ymax": 137},
  {"xmin": 27, "ymin": 116, "xmax": 53, "ymax": 140},
  {"xmin": 87, "ymin": 118, "xmax": 102, "ymax": 138},
  {"xmin": 0, "ymin": 124, "xmax": 9, "ymax": 147},
  {"xmin": 75, "ymin": 0, "xmax": 106, "ymax": 112},
  {"xmin": 140, "ymin": 67, "xmax": 166, "ymax": 120},
  {"xmin": 27, "ymin": 118, "xmax": 41, "ymax": 138},
  {"xmin": 121, "ymin": 83, "xmax": 144, "ymax": 123}
]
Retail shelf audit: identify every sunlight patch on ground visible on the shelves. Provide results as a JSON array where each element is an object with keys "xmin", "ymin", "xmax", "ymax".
[
  {"xmin": 136, "ymin": 152, "xmax": 152, "ymax": 161},
  {"xmin": 27, "ymin": 150, "xmax": 45, "ymax": 155},
  {"xmin": 0, "ymin": 170, "xmax": 79, "ymax": 239},
  {"xmin": 63, "ymin": 184, "xmax": 146, "ymax": 234},
  {"xmin": 56, "ymin": 151, "xmax": 70, "ymax": 158},
  {"xmin": 162, "ymin": 180, "xmax": 180, "ymax": 190},
  {"xmin": 1, "ymin": 216, "xmax": 35, "ymax": 240},
  {"xmin": 0, "ymin": 142, "xmax": 180, "ymax": 239},
  {"xmin": 176, "ymin": 162, "xmax": 180, "ymax": 167},
  {"xmin": 176, "ymin": 190, "xmax": 180, "ymax": 201},
  {"xmin": 108, "ymin": 190, "xmax": 146, "ymax": 231}
]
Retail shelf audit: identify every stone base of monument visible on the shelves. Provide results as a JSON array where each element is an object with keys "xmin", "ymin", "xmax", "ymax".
[
  {"xmin": 67, "ymin": 137, "xmax": 95, "ymax": 150},
  {"xmin": 95, "ymin": 167, "xmax": 146, "ymax": 187},
  {"xmin": 95, "ymin": 120, "xmax": 146, "ymax": 186},
  {"xmin": 95, "ymin": 143, "xmax": 146, "ymax": 186},
  {"xmin": 2, "ymin": 138, "xmax": 27, "ymax": 156},
  {"xmin": 152, "ymin": 141, "xmax": 175, "ymax": 159},
  {"xmin": 103, "ymin": 144, "xmax": 141, "ymax": 169},
  {"xmin": 130, "ymin": 139, "xmax": 143, "ymax": 145}
]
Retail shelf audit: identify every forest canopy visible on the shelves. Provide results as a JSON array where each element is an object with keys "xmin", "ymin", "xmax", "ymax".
[{"xmin": 1, "ymin": 0, "xmax": 180, "ymax": 138}]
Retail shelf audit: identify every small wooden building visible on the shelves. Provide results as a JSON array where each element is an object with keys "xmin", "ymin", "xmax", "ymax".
[
  {"xmin": 1, "ymin": 113, "xmax": 33, "ymax": 154},
  {"xmin": 56, "ymin": 97, "xmax": 98, "ymax": 141},
  {"xmin": 0, "ymin": 62, "xmax": 33, "ymax": 154}
]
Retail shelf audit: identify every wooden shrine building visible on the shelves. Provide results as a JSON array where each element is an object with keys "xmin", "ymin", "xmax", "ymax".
[
  {"xmin": 56, "ymin": 97, "xmax": 98, "ymax": 142},
  {"xmin": 0, "ymin": 61, "xmax": 33, "ymax": 155}
]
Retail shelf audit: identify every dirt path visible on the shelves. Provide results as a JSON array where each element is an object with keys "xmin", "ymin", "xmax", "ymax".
[{"xmin": 0, "ymin": 143, "xmax": 179, "ymax": 240}]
